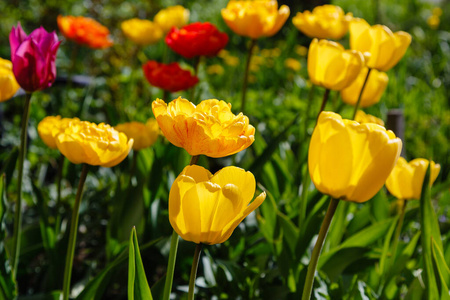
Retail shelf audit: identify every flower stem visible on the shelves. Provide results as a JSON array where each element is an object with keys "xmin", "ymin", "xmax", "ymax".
[
  {"xmin": 163, "ymin": 89, "xmax": 170, "ymax": 101},
  {"xmin": 55, "ymin": 154, "xmax": 65, "ymax": 236},
  {"xmin": 302, "ymin": 197, "xmax": 340, "ymax": 300},
  {"xmin": 189, "ymin": 56, "xmax": 202, "ymax": 103},
  {"xmin": 163, "ymin": 230, "xmax": 180, "ymax": 300},
  {"xmin": 352, "ymin": 68, "xmax": 372, "ymax": 120},
  {"xmin": 190, "ymin": 155, "xmax": 199, "ymax": 166},
  {"xmin": 240, "ymin": 39, "xmax": 257, "ymax": 115},
  {"xmin": 188, "ymin": 244, "xmax": 203, "ymax": 300},
  {"xmin": 11, "ymin": 92, "xmax": 32, "ymax": 280},
  {"xmin": 62, "ymin": 164, "xmax": 89, "ymax": 300}
]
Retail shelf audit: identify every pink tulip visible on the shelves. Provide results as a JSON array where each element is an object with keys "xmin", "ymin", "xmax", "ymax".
[{"xmin": 9, "ymin": 23, "xmax": 61, "ymax": 92}]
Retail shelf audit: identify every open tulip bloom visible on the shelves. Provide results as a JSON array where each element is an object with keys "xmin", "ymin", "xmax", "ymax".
[
  {"xmin": 0, "ymin": 57, "xmax": 20, "ymax": 102},
  {"xmin": 154, "ymin": 5, "xmax": 190, "ymax": 33}
]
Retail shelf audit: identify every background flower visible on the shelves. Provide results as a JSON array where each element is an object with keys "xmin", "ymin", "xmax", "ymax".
[
  {"xmin": 221, "ymin": 0, "xmax": 290, "ymax": 39},
  {"xmin": 307, "ymin": 38, "xmax": 364, "ymax": 90},
  {"xmin": 142, "ymin": 61, "xmax": 199, "ymax": 92},
  {"xmin": 386, "ymin": 157, "xmax": 441, "ymax": 200},
  {"xmin": 152, "ymin": 97, "xmax": 255, "ymax": 158},
  {"xmin": 56, "ymin": 121, "xmax": 133, "ymax": 167},
  {"xmin": 355, "ymin": 110, "xmax": 385, "ymax": 126},
  {"xmin": 165, "ymin": 22, "xmax": 229, "ymax": 58},
  {"xmin": 169, "ymin": 165, "xmax": 266, "ymax": 244},
  {"xmin": 0, "ymin": 58, "xmax": 20, "ymax": 102},
  {"xmin": 349, "ymin": 18, "xmax": 411, "ymax": 71},
  {"xmin": 57, "ymin": 15, "xmax": 113, "ymax": 49},
  {"xmin": 154, "ymin": 5, "xmax": 190, "ymax": 33},
  {"xmin": 9, "ymin": 23, "xmax": 60, "ymax": 92},
  {"xmin": 121, "ymin": 19, "xmax": 163, "ymax": 45},
  {"xmin": 38, "ymin": 116, "xmax": 80, "ymax": 149},
  {"xmin": 115, "ymin": 119, "xmax": 160, "ymax": 151},
  {"xmin": 309, "ymin": 111, "xmax": 402, "ymax": 203},
  {"xmin": 292, "ymin": 5, "xmax": 353, "ymax": 39}
]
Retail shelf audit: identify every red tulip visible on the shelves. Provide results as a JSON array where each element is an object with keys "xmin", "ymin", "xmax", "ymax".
[
  {"xmin": 143, "ymin": 61, "xmax": 199, "ymax": 92},
  {"xmin": 9, "ymin": 23, "xmax": 60, "ymax": 92},
  {"xmin": 165, "ymin": 22, "xmax": 228, "ymax": 59}
]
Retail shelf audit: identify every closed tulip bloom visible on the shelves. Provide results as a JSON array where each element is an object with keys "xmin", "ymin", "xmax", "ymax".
[
  {"xmin": 169, "ymin": 165, "xmax": 266, "ymax": 244},
  {"xmin": 121, "ymin": 19, "xmax": 163, "ymax": 45},
  {"xmin": 349, "ymin": 18, "xmax": 411, "ymax": 71},
  {"xmin": 38, "ymin": 116, "xmax": 80, "ymax": 149},
  {"xmin": 292, "ymin": 5, "xmax": 353, "ymax": 40},
  {"xmin": 115, "ymin": 120, "xmax": 159, "ymax": 151},
  {"xmin": 154, "ymin": 5, "xmax": 190, "ymax": 33},
  {"xmin": 221, "ymin": 0, "xmax": 290, "ymax": 39},
  {"xmin": 56, "ymin": 120, "xmax": 133, "ymax": 167},
  {"xmin": 0, "ymin": 58, "xmax": 20, "ymax": 102},
  {"xmin": 309, "ymin": 111, "xmax": 402, "ymax": 203},
  {"xmin": 9, "ymin": 23, "xmax": 60, "ymax": 92},
  {"xmin": 152, "ymin": 97, "xmax": 255, "ymax": 158},
  {"xmin": 386, "ymin": 158, "xmax": 440, "ymax": 200},
  {"xmin": 341, "ymin": 67, "xmax": 388, "ymax": 108},
  {"xmin": 57, "ymin": 15, "xmax": 113, "ymax": 49},
  {"xmin": 308, "ymin": 39, "xmax": 364, "ymax": 91},
  {"xmin": 165, "ymin": 22, "xmax": 229, "ymax": 59},
  {"xmin": 355, "ymin": 110, "xmax": 384, "ymax": 126},
  {"xmin": 142, "ymin": 61, "xmax": 198, "ymax": 92}
]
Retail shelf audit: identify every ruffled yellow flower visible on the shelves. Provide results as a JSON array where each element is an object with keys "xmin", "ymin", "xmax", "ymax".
[
  {"xmin": 386, "ymin": 157, "xmax": 441, "ymax": 200},
  {"xmin": 121, "ymin": 19, "xmax": 163, "ymax": 45},
  {"xmin": 114, "ymin": 119, "xmax": 159, "ymax": 151},
  {"xmin": 355, "ymin": 110, "xmax": 384, "ymax": 126},
  {"xmin": 340, "ymin": 67, "xmax": 388, "ymax": 108},
  {"xmin": 309, "ymin": 111, "xmax": 402, "ymax": 203},
  {"xmin": 292, "ymin": 5, "xmax": 353, "ymax": 40},
  {"xmin": 349, "ymin": 18, "xmax": 412, "ymax": 71},
  {"xmin": 169, "ymin": 165, "xmax": 266, "ymax": 244},
  {"xmin": 221, "ymin": 0, "xmax": 290, "ymax": 39},
  {"xmin": 154, "ymin": 5, "xmax": 190, "ymax": 33},
  {"xmin": 38, "ymin": 116, "xmax": 80, "ymax": 149},
  {"xmin": 56, "ymin": 121, "xmax": 133, "ymax": 167},
  {"xmin": 0, "ymin": 58, "xmax": 20, "ymax": 102},
  {"xmin": 308, "ymin": 39, "xmax": 364, "ymax": 91},
  {"xmin": 152, "ymin": 97, "xmax": 255, "ymax": 158}
]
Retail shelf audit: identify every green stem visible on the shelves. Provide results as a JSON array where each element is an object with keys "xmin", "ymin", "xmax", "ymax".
[
  {"xmin": 389, "ymin": 199, "xmax": 406, "ymax": 266},
  {"xmin": 162, "ymin": 230, "xmax": 180, "ymax": 300},
  {"xmin": 11, "ymin": 92, "xmax": 32, "ymax": 281},
  {"xmin": 189, "ymin": 56, "xmax": 201, "ymax": 103},
  {"xmin": 352, "ymin": 68, "xmax": 372, "ymax": 120},
  {"xmin": 240, "ymin": 39, "xmax": 257, "ymax": 115},
  {"xmin": 129, "ymin": 150, "xmax": 138, "ymax": 187},
  {"xmin": 190, "ymin": 155, "xmax": 199, "ymax": 166},
  {"xmin": 163, "ymin": 89, "xmax": 170, "ymax": 101},
  {"xmin": 301, "ymin": 197, "xmax": 340, "ymax": 300},
  {"xmin": 316, "ymin": 89, "xmax": 330, "ymax": 123},
  {"xmin": 55, "ymin": 154, "xmax": 65, "ymax": 236},
  {"xmin": 303, "ymin": 84, "xmax": 316, "ymax": 139},
  {"xmin": 62, "ymin": 164, "xmax": 89, "ymax": 300},
  {"xmin": 188, "ymin": 244, "xmax": 203, "ymax": 300}
]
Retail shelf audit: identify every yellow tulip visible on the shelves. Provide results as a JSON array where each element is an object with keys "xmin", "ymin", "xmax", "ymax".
[
  {"xmin": 154, "ymin": 5, "xmax": 190, "ymax": 33},
  {"xmin": 427, "ymin": 15, "xmax": 440, "ymax": 30},
  {"xmin": 307, "ymin": 39, "xmax": 364, "ymax": 91},
  {"xmin": 114, "ymin": 119, "xmax": 159, "ymax": 151},
  {"xmin": 221, "ymin": 0, "xmax": 290, "ymax": 39},
  {"xmin": 206, "ymin": 64, "xmax": 225, "ymax": 75},
  {"xmin": 169, "ymin": 165, "xmax": 266, "ymax": 244},
  {"xmin": 355, "ymin": 110, "xmax": 384, "ymax": 126},
  {"xmin": 152, "ymin": 97, "xmax": 255, "ymax": 158},
  {"xmin": 38, "ymin": 116, "xmax": 80, "ymax": 149},
  {"xmin": 56, "ymin": 120, "xmax": 133, "ymax": 167},
  {"xmin": 121, "ymin": 19, "xmax": 163, "ymax": 45},
  {"xmin": 340, "ymin": 67, "xmax": 388, "ymax": 108},
  {"xmin": 309, "ymin": 111, "xmax": 402, "ymax": 203},
  {"xmin": 386, "ymin": 157, "xmax": 440, "ymax": 200},
  {"xmin": 0, "ymin": 58, "xmax": 20, "ymax": 102},
  {"xmin": 349, "ymin": 18, "xmax": 412, "ymax": 71},
  {"xmin": 292, "ymin": 5, "xmax": 353, "ymax": 40},
  {"xmin": 285, "ymin": 58, "xmax": 301, "ymax": 71}
]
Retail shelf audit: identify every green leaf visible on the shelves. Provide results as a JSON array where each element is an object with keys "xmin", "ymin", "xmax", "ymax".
[
  {"xmin": 420, "ymin": 164, "xmax": 441, "ymax": 299},
  {"xmin": 0, "ymin": 174, "xmax": 16, "ymax": 300},
  {"xmin": 277, "ymin": 212, "xmax": 299, "ymax": 255},
  {"xmin": 128, "ymin": 227, "xmax": 153, "ymax": 300},
  {"xmin": 431, "ymin": 237, "xmax": 450, "ymax": 299}
]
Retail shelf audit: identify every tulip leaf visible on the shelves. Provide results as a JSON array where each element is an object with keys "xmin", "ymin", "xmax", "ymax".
[
  {"xmin": 128, "ymin": 227, "xmax": 153, "ymax": 300},
  {"xmin": 419, "ymin": 164, "xmax": 441, "ymax": 299},
  {"xmin": 0, "ymin": 147, "xmax": 19, "ymax": 188},
  {"xmin": 0, "ymin": 174, "xmax": 16, "ymax": 300},
  {"xmin": 277, "ymin": 211, "xmax": 299, "ymax": 256},
  {"xmin": 431, "ymin": 237, "xmax": 450, "ymax": 299},
  {"xmin": 320, "ymin": 246, "xmax": 370, "ymax": 281}
]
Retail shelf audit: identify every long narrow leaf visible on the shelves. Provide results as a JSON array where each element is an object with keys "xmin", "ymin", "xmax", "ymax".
[{"xmin": 128, "ymin": 227, "xmax": 153, "ymax": 300}]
